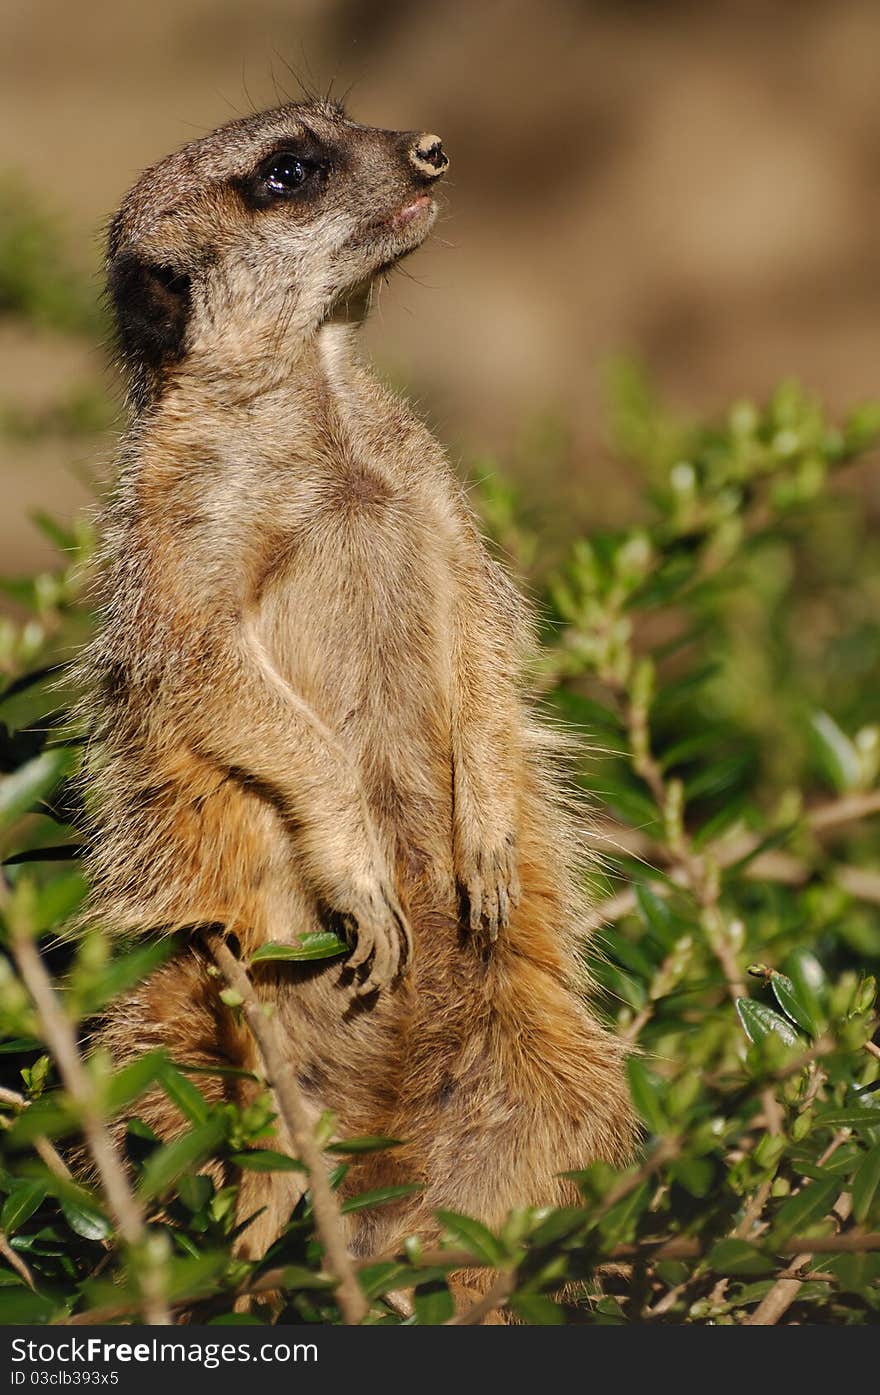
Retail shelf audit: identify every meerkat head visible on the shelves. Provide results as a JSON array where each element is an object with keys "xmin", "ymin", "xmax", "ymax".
[{"xmin": 106, "ymin": 100, "xmax": 448, "ymax": 406}]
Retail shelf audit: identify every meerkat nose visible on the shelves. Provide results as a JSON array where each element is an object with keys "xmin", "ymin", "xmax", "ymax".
[{"xmin": 409, "ymin": 134, "xmax": 449, "ymax": 181}]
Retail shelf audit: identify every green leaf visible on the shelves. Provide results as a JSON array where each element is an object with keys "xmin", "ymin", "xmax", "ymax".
[
  {"xmin": 0, "ymin": 1287, "xmax": 56, "ymax": 1322},
  {"xmin": 228, "ymin": 1150, "xmax": 305, "ymax": 1173},
  {"xmin": 708, "ymin": 1239, "xmax": 775, "ymax": 1277},
  {"xmin": 770, "ymin": 971, "xmax": 818, "ymax": 1037},
  {"xmin": 340, "ymin": 1183, "xmax": 423, "ymax": 1215},
  {"xmin": 735, "ymin": 997, "xmax": 799, "ymax": 1047},
  {"xmin": 3, "ymin": 843, "xmax": 81, "ymax": 866},
  {"xmin": 359, "ymin": 1261, "xmax": 416, "ymax": 1300},
  {"xmin": 274, "ymin": 1265, "xmax": 335, "ymax": 1292},
  {"xmin": 782, "ymin": 949, "xmax": 826, "ymax": 1031},
  {"xmin": 0, "ymin": 664, "xmax": 64, "ymax": 708},
  {"xmin": 163, "ymin": 1251, "xmax": 230, "ymax": 1302},
  {"xmin": 691, "ymin": 796, "xmax": 750, "ymax": 851},
  {"xmin": 137, "ymin": 1116, "xmax": 227, "ymax": 1201},
  {"xmin": 772, "ymin": 1176, "xmax": 838, "ymax": 1241},
  {"xmin": 326, "ymin": 1135, "xmax": 402, "ymax": 1155},
  {"xmin": 250, "ymin": 932, "xmax": 348, "ymax": 964},
  {"xmin": 815, "ymin": 1104, "xmax": 880, "ymax": 1131},
  {"xmin": 682, "ymin": 753, "xmax": 753, "ymax": 803},
  {"xmin": 0, "ymin": 1038, "xmax": 41, "ymax": 1055},
  {"xmin": 509, "ymin": 1292, "xmax": 565, "ymax": 1324},
  {"xmin": 5, "ymin": 1093, "xmax": 78, "ymax": 1147},
  {"xmin": 809, "ymin": 711, "xmax": 861, "ymax": 792},
  {"xmin": 598, "ymin": 1181, "xmax": 651, "ymax": 1248},
  {"xmin": 413, "ymin": 1279, "xmax": 455, "ymax": 1325},
  {"xmin": 177, "ymin": 1174, "xmax": 213, "ymax": 1213},
  {"xmin": 851, "ymin": 1143, "xmax": 880, "ymax": 1224},
  {"xmin": 77, "ymin": 939, "xmax": 176, "ymax": 1015},
  {"xmin": 1, "ymin": 1180, "xmax": 47, "ymax": 1234},
  {"xmin": 126, "ymin": 1118, "xmax": 160, "ymax": 1143},
  {"xmin": 31, "ymin": 871, "xmax": 86, "ymax": 930},
  {"xmin": 529, "ymin": 1208, "xmax": 585, "ymax": 1247},
  {"xmin": 599, "ymin": 784, "xmax": 662, "ymax": 833},
  {"xmin": 160, "ymin": 1062, "xmax": 212, "ymax": 1126},
  {"xmin": 669, "ymin": 1155, "xmax": 713, "ymax": 1197},
  {"xmin": 435, "ymin": 1209, "xmax": 509, "ymax": 1267},
  {"xmin": 550, "ymin": 690, "xmax": 623, "ymax": 738},
  {"xmin": 634, "ymin": 884, "xmax": 677, "ymax": 948},
  {"xmin": 0, "ymin": 747, "xmax": 75, "ymax": 827},
  {"xmin": 103, "ymin": 1050, "xmax": 167, "ymax": 1117},
  {"xmin": 626, "ymin": 1057, "xmax": 669, "ymax": 1135},
  {"xmin": 59, "ymin": 1191, "xmax": 111, "ymax": 1242}
]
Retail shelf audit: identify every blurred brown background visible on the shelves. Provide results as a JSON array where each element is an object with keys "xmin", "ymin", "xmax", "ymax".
[{"xmin": 1, "ymin": 0, "xmax": 878, "ymax": 571}]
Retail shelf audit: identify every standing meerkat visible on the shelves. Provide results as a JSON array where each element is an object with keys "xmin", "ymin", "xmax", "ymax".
[{"xmin": 82, "ymin": 100, "xmax": 634, "ymax": 1274}]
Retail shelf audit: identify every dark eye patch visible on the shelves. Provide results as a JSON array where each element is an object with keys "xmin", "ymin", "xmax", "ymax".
[
  {"xmin": 263, "ymin": 152, "xmax": 311, "ymax": 194},
  {"xmin": 233, "ymin": 135, "xmax": 334, "ymax": 211}
]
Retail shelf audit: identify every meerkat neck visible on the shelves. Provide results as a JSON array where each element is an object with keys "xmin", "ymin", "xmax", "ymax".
[
  {"xmin": 128, "ymin": 321, "xmax": 367, "ymax": 459},
  {"xmin": 316, "ymin": 321, "xmax": 361, "ymax": 403}
]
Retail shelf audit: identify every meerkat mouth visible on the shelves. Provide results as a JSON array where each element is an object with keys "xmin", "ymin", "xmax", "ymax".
[
  {"xmin": 354, "ymin": 194, "xmax": 437, "ymax": 247},
  {"xmin": 333, "ymin": 194, "xmax": 438, "ymax": 311},
  {"xmin": 392, "ymin": 194, "xmax": 433, "ymax": 229}
]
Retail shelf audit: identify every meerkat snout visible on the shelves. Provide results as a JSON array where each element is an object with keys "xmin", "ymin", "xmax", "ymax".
[{"xmin": 409, "ymin": 134, "xmax": 449, "ymax": 180}]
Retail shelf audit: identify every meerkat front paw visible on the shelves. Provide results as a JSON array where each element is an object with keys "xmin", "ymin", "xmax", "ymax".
[
  {"xmin": 456, "ymin": 833, "xmax": 521, "ymax": 942},
  {"xmin": 337, "ymin": 877, "xmax": 413, "ymax": 996}
]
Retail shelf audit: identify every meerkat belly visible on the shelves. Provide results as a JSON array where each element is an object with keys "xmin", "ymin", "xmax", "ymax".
[{"xmin": 262, "ymin": 498, "xmax": 457, "ymax": 861}]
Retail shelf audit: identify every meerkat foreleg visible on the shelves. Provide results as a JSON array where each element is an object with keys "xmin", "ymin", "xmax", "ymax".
[
  {"xmin": 450, "ymin": 600, "xmax": 523, "ymax": 941},
  {"xmin": 185, "ymin": 621, "xmax": 412, "ymax": 991}
]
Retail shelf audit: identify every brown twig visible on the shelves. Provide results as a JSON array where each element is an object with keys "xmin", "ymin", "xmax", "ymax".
[
  {"xmin": 809, "ymin": 789, "xmax": 880, "ymax": 832},
  {"xmin": 0, "ymin": 1085, "xmax": 73, "ymax": 1182},
  {"xmin": 745, "ymin": 1129, "xmax": 852, "ymax": 1326},
  {"xmin": 734, "ymin": 1085, "xmax": 784, "ymax": 1241},
  {"xmin": 59, "ymin": 1228, "xmax": 880, "ymax": 1328},
  {"xmin": 587, "ymin": 786, "xmax": 880, "ymax": 935},
  {"xmin": 0, "ymin": 1230, "xmax": 37, "ymax": 1290},
  {"xmin": 747, "ymin": 1254, "xmax": 812, "ymax": 1325},
  {"xmin": 610, "ymin": 1230, "xmax": 880, "ymax": 1262},
  {"xmin": 204, "ymin": 931, "xmax": 367, "ymax": 1325},
  {"xmin": 7, "ymin": 922, "xmax": 170, "ymax": 1325},
  {"xmin": 589, "ymin": 1136, "xmax": 682, "ymax": 1224}
]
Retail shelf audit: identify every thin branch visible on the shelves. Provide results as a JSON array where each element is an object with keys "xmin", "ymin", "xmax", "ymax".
[
  {"xmin": 747, "ymin": 1254, "xmax": 811, "ymax": 1326},
  {"xmin": 609, "ymin": 1230, "xmax": 880, "ymax": 1261},
  {"xmin": 809, "ymin": 789, "xmax": 880, "ymax": 832},
  {"xmin": 593, "ymin": 1136, "xmax": 681, "ymax": 1217},
  {"xmin": 587, "ymin": 787, "xmax": 880, "ymax": 934},
  {"xmin": 7, "ymin": 925, "xmax": 170, "ymax": 1325},
  {"xmin": 745, "ymin": 1131, "xmax": 852, "ymax": 1325},
  {"xmin": 734, "ymin": 1181, "xmax": 772, "ymax": 1241},
  {"xmin": 60, "ymin": 1228, "xmax": 880, "ymax": 1328},
  {"xmin": 0, "ymin": 1231, "xmax": 36, "ymax": 1290},
  {"xmin": 0, "ymin": 1084, "xmax": 73, "ymax": 1181},
  {"xmin": 204, "ymin": 931, "xmax": 367, "ymax": 1325}
]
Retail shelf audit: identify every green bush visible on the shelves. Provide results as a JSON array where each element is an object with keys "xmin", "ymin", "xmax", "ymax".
[{"xmin": 0, "ymin": 196, "xmax": 878, "ymax": 1324}]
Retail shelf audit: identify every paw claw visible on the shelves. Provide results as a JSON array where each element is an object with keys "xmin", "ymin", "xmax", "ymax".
[
  {"xmin": 458, "ymin": 833, "xmax": 520, "ymax": 946},
  {"xmin": 336, "ymin": 877, "xmax": 411, "ymax": 994}
]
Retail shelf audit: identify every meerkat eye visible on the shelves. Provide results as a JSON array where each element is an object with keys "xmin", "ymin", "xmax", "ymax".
[{"xmin": 263, "ymin": 153, "xmax": 312, "ymax": 195}]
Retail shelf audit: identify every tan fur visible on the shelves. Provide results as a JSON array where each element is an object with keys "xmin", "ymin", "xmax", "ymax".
[{"xmin": 80, "ymin": 101, "xmax": 634, "ymax": 1283}]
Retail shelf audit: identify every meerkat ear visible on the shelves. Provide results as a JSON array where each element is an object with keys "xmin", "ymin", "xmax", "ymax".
[{"xmin": 107, "ymin": 250, "xmax": 192, "ymax": 375}]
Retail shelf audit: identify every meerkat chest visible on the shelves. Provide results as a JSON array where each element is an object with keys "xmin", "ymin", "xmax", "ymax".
[{"xmin": 260, "ymin": 450, "xmax": 458, "ymax": 737}]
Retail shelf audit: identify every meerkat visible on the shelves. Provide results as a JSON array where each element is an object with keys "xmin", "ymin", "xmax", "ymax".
[{"xmin": 81, "ymin": 100, "xmax": 634, "ymax": 1285}]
